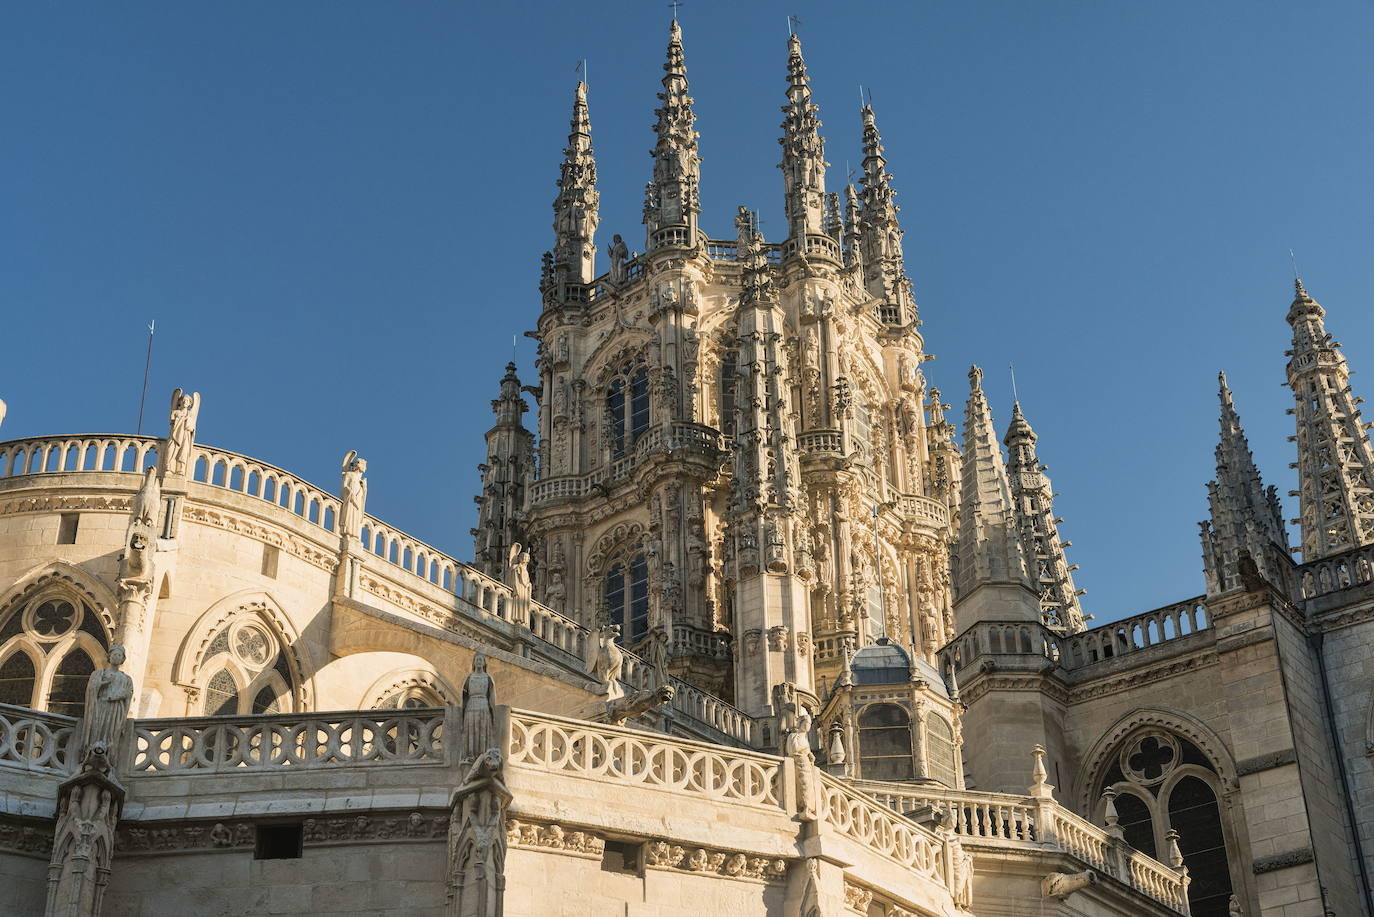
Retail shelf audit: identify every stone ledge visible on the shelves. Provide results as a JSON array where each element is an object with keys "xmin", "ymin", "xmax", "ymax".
[
  {"xmin": 1235, "ymin": 748, "xmax": 1297, "ymax": 777},
  {"xmin": 1252, "ymin": 846, "xmax": 1314, "ymax": 874}
]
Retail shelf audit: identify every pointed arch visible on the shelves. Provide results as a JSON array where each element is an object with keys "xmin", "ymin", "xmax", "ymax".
[
  {"xmin": 172, "ymin": 590, "xmax": 313, "ymax": 712},
  {"xmin": 360, "ymin": 667, "xmax": 457, "ymax": 710},
  {"xmin": 1074, "ymin": 707, "xmax": 1238, "ymax": 813},
  {"xmin": 0, "ymin": 561, "xmax": 118, "ymax": 644}
]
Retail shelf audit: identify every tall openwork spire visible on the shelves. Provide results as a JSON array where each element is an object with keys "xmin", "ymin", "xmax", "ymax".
[
  {"xmin": 1201, "ymin": 372, "xmax": 1290, "ymax": 593},
  {"xmin": 857, "ymin": 104, "xmax": 916, "ymax": 325},
  {"xmin": 550, "ymin": 81, "xmax": 599, "ymax": 290},
  {"xmin": 778, "ymin": 34, "xmax": 831, "ymax": 255},
  {"xmin": 1285, "ymin": 279, "xmax": 1374, "ymax": 559},
  {"xmin": 1004, "ymin": 402, "xmax": 1087, "ymax": 632},
  {"xmin": 644, "ymin": 20, "xmax": 700, "ymax": 251},
  {"xmin": 955, "ymin": 367, "xmax": 1035, "ymax": 615},
  {"xmin": 472, "ymin": 363, "xmax": 534, "ymax": 580}
]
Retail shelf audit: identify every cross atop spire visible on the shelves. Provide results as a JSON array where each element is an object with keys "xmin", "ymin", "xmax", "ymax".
[
  {"xmin": 548, "ymin": 81, "xmax": 599, "ymax": 293},
  {"xmin": 644, "ymin": 18, "xmax": 700, "ymax": 251},
  {"xmin": 779, "ymin": 33, "xmax": 830, "ymax": 253},
  {"xmin": 1201, "ymin": 371, "xmax": 1289, "ymax": 593},
  {"xmin": 857, "ymin": 104, "xmax": 916, "ymax": 324}
]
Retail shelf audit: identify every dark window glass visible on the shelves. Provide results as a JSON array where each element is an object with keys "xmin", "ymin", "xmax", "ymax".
[
  {"xmin": 1169, "ymin": 776, "xmax": 1233, "ymax": 917},
  {"xmin": 0, "ymin": 651, "xmax": 37, "ymax": 707},
  {"xmin": 858, "ymin": 703, "xmax": 913, "ymax": 781},
  {"xmin": 629, "ymin": 367, "xmax": 651, "ymax": 443},
  {"xmin": 252, "ymin": 685, "xmax": 281, "ymax": 715},
  {"xmin": 76, "ymin": 604, "xmax": 109, "ymax": 650},
  {"xmin": 608, "ymin": 378, "xmax": 627, "ymax": 457},
  {"xmin": 628, "ymin": 555, "xmax": 649, "ymax": 642},
  {"xmin": 47, "ymin": 649, "xmax": 95, "ymax": 718},
  {"xmin": 204, "ymin": 669, "xmax": 238, "ymax": 716},
  {"xmin": 255, "ymin": 823, "xmax": 302, "ymax": 860},
  {"xmin": 1114, "ymin": 791, "xmax": 1156, "ymax": 858}
]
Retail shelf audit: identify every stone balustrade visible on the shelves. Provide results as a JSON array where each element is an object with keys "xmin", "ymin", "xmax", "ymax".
[
  {"xmin": 530, "ymin": 421, "xmax": 724, "ymax": 507},
  {"xmin": 0, "ymin": 703, "xmax": 77, "ymax": 775},
  {"xmin": 190, "ymin": 444, "xmax": 342, "ymax": 536},
  {"xmin": 0, "ymin": 434, "xmax": 161, "ymax": 478},
  {"xmin": 1296, "ymin": 542, "xmax": 1374, "ymax": 600},
  {"xmin": 796, "ymin": 429, "xmax": 842, "ymax": 456},
  {"xmin": 820, "ymin": 774, "xmax": 946, "ymax": 884},
  {"xmin": 506, "ymin": 708, "xmax": 781, "ymax": 810},
  {"xmin": 617, "ymin": 650, "xmax": 759, "ymax": 747},
  {"xmin": 1057, "ymin": 598, "xmax": 1208, "ymax": 670},
  {"xmin": 127, "ymin": 708, "xmax": 449, "ymax": 775},
  {"xmin": 895, "ymin": 492, "xmax": 951, "ymax": 528}
]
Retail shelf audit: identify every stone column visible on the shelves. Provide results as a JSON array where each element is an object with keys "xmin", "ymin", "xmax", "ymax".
[{"xmin": 44, "ymin": 753, "xmax": 123, "ymax": 917}]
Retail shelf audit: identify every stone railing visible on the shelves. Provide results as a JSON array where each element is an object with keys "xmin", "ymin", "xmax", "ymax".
[
  {"xmin": 797, "ymin": 429, "xmax": 843, "ymax": 457},
  {"xmin": 780, "ymin": 234, "xmax": 843, "ymax": 263},
  {"xmin": 1296, "ymin": 542, "xmax": 1374, "ymax": 601},
  {"xmin": 820, "ymin": 773, "xmax": 947, "ymax": 886},
  {"xmin": 846, "ymin": 778, "xmax": 1189, "ymax": 913},
  {"xmin": 190, "ymin": 444, "xmax": 342, "ymax": 536},
  {"xmin": 0, "ymin": 703, "xmax": 77, "ymax": 775},
  {"xmin": 896, "ymin": 493, "xmax": 951, "ymax": 529},
  {"xmin": 943, "ymin": 621, "xmax": 1060, "ymax": 672},
  {"xmin": 1057, "ymin": 598, "xmax": 1208, "ymax": 670},
  {"xmin": 507, "ymin": 708, "xmax": 781, "ymax": 810},
  {"xmin": 0, "ymin": 434, "xmax": 161, "ymax": 478},
  {"xmin": 530, "ymin": 421, "xmax": 724, "ymax": 506},
  {"xmin": 615, "ymin": 651, "xmax": 758, "ymax": 747},
  {"xmin": 127, "ymin": 708, "xmax": 448, "ymax": 774}
]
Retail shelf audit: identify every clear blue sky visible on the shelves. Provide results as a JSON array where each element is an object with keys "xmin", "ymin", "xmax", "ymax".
[{"xmin": 3, "ymin": 1, "xmax": 1372, "ymax": 624}]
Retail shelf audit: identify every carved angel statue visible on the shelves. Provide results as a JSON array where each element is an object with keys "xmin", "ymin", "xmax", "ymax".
[
  {"xmin": 460, "ymin": 654, "xmax": 495, "ymax": 764},
  {"xmin": 0, "ymin": 398, "xmax": 6, "ymax": 429},
  {"xmin": 506, "ymin": 543, "xmax": 532, "ymax": 624},
  {"xmin": 160, "ymin": 388, "xmax": 200, "ymax": 476},
  {"xmin": 339, "ymin": 451, "xmax": 367, "ymax": 539},
  {"xmin": 78, "ymin": 645, "xmax": 134, "ymax": 758},
  {"xmin": 590, "ymin": 624, "xmax": 624, "ymax": 698}
]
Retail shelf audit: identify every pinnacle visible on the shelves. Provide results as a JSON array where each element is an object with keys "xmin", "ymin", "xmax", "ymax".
[{"xmin": 1004, "ymin": 400, "xmax": 1036, "ymax": 446}]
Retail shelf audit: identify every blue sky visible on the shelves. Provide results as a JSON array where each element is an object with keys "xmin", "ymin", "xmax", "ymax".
[{"xmin": 3, "ymin": 1, "xmax": 1372, "ymax": 623}]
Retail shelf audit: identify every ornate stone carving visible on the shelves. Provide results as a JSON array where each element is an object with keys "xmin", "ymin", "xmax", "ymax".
[
  {"xmin": 159, "ymin": 387, "xmax": 200, "ymax": 477},
  {"xmin": 461, "ymin": 654, "xmax": 496, "ymax": 765},
  {"xmin": 446, "ymin": 749, "xmax": 512, "ymax": 917},
  {"xmin": 77, "ymin": 645, "xmax": 132, "ymax": 759},
  {"xmin": 645, "ymin": 840, "xmax": 785, "ymax": 883},
  {"xmin": 843, "ymin": 881, "xmax": 874, "ymax": 912},
  {"xmin": 505, "ymin": 820, "xmax": 604, "ymax": 859},
  {"xmin": 590, "ymin": 624, "xmax": 624, "ymax": 699},
  {"xmin": 339, "ymin": 451, "xmax": 367, "ymax": 541},
  {"xmin": 1042, "ymin": 870, "xmax": 1097, "ymax": 899}
]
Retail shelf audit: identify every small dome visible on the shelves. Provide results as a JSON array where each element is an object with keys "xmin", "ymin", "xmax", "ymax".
[{"xmin": 851, "ymin": 640, "xmax": 911, "ymax": 685}]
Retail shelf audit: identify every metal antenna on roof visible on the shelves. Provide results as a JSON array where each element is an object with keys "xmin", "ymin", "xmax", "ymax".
[{"xmin": 136, "ymin": 320, "xmax": 155, "ymax": 435}]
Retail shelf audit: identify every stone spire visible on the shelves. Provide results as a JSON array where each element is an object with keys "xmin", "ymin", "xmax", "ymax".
[
  {"xmin": 779, "ymin": 34, "xmax": 830, "ymax": 251},
  {"xmin": 472, "ymin": 363, "xmax": 534, "ymax": 579},
  {"xmin": 842, "ymin": 183, "xmax": 863, "ymax": 274},
  {"xmin": 1200, "ymin": 372, "xmax": 1290, "ymax": 594},
  {"xmin": 1004, "ymin": 402, "xmax": 1087, "ymax": 632},
  {"xmin": 857, "ymin": 105, "xmax": 916, "ymax": 325},
  {"xmin": 1285, "ymin": 278, "xmax": 1374, "ymax": 559},
  {"xmin": 549, "ymin": 81, "xmax": 599, "ymax": 290},
  {"xmin": 954, "ymin": 366, "xmax": 1037, "ymax": 625},
  {"xmin": 925, "ymin": 387, "xmax": 960, "ymax": 535},
  {"xmin": 644, "ymin": 20, "xmax": 700, "ymax": 251}
]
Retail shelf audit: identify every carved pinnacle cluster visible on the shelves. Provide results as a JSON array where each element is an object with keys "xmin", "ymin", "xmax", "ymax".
[
  {"xmin": 472, "ymin": 362, "xmax": 533, "ymax": 579},
  {"xmin": 550, "ymin": 81, "xmax": 599, "ymax": 288},
  {"xmin": 955, "ymin": 366, "xmax": 1033, "ymax": 603},
  {"xmin": 740, "ymin": 231, "xmax": 775, "ymax": 307},
  {"xmin": 779, "ymin": 34, "xmax": 827, "ymax": 243},
  {"xmin": 1004, "ymin": 402, "xmax": 1087, "ymax": 632},
  {"xmin": 644, "ymin": 20, "xmax": 700, "ymax": 248},
  {"xmin": 1200, "ymin": 372, "xmax": 1289, "ymax": 594},
  {"xmin": 1285, "ymin": 279, "xmax": 1374, "ymax": 559},
  {"xmin": 857, "ymin": 105, "xmax": 916, "ymax": 323}
]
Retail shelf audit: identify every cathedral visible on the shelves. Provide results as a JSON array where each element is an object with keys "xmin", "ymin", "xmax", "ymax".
[{"xmin": 0, "ymin": 20, "xmax": 1370, "ymax": 917}]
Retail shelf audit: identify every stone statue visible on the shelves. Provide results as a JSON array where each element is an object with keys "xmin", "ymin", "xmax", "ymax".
[
  {"xmin": 160, "ymin": 388, "xmax": 200, "ymax": 477},
  {"xmin": 78, "ymin": 645, "xmax": 134, "ymax": 758},
  {"xmin": 543, "ymin": 568, "xmax": 566, "ymax": 613},
  {"xmin": 764, "ymin": 523, "xmax": 787, "ymax": 572},
  {"xmin": 129, "ymin": 467, "xmax": 162, "ymax": 536},
  {"xmin": 601, "ymin": 683, "xmax": 674, "ymax": 726},
  {"xmin": 590, "ymin": 625, "xmax": 624, "ymax": 699},
  {"xmin": 446, "ymin": 748, "xmax": 512, "ymax": 917},
  {"xmin": 461, "ymin": 654, "xmax": 495, "ymax": 765},
  {"xmin": 647, "ymin": 626, "xmax": 670, "ymax": 688},
  {"xmin": 339, "ymin": 451, "xmax": 367, "ymax": 541},
  {"xmin": 1228, "ymin": 896, "xmax": 1244, "ymax": 917},
  {"xmin": 784, "ymin": 711, "xmax": 818, "ymax": 821},
  {"xmin": 506, "ymin": 543, "xmax": 531, "ymax": 624},
  {"xmin": 609, "ymin": 234, "xmax": 629, "ymax": 283},
  {"xmin": 0, "ymin": 398, "xmax": 6, "ymax": 428}
]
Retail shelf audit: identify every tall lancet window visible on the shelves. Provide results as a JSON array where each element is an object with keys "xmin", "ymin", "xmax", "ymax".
[
  {"xmin": 852, "ymin": 400, "xmax": 873, "ymax": 454},
  {"xmin": 604, "ymin": 554, "xmax": 650, "ymax": 644},
  {"xmin": 719, "ymin": 352, "xmax": 737, "ymax": 438},
  {"xmin": 607, "ymin": 361, "xmax": 651, "ymax": 458}
]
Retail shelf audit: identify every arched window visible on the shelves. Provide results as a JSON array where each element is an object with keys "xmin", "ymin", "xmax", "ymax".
[
  {"xmin": 47, "ymin": 648, "xmax": 95, "ymax": 718},
  {"xmin": 0, "ymin": 650, "xmax": 37, "ymax": 706},
  {"xmin": 195, "ymin": 616, "xmax": 295, "ymax": 716},
  {"xmin": 925, "ymin": 714, "xmax": 957, "ymax": 787},
  {"xmin": 604, "ymin": 554, "xmax": 650, "ymax": 643},
  {"xmin": 858, "ymin": 703, "xmax": 913, "ymax": 781},
  {"xmin": 607, "ymin": 361, "xmax": 651, "ymax": 458},
  {"xmin": 1099, "ymin": 731, "xmax": 1236, "ymax": 917},
  {"xmin": 204, "ymin": 669, "xmax": 238, "ymax": 716},
  {"xmin": 377, "ymin": 685, "xmax": 443, "ymax": 709},
  {"xmin": 719, "ymin": 351, "xmax": 737, "ymax": 438}
]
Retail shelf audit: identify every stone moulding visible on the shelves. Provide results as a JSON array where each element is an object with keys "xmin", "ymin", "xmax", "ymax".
[
  {"xmin": 1252, "ymin": 846, "xmax": 1314, "ymax": 874},
  {"xmin": 506, "ymin": 819, "xmax": 605, "ymax": 860},
  {"xmin": 183, "ymin": 503, "xmax": 339, "ymax": 573},
  {"xmin": 1234, "ymin": 748, "xmax": 1296, "ymax": 777},
  {"xmin": 0, "ymin": 813, "xmax": 55, "ymax": 857},
  {"xmin": 643, "ymin": 839, "xmax": 788, "ymax": 883},
  {"xmin": 0, "ymin": 493, "xmax": 131, "ymax": 517},
  {"xmin": 113, "ymin": 810, "xmax": 449, "ymax": 854}
]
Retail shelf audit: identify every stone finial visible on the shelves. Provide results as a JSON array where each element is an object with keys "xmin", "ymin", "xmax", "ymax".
[
  {"xmin": 1165, "ymin": 828, "xmax": 1186, "ymax": 872},
  {"xmin": 1101, "ymin": 788, "xmax": 1124, "ymax": 840},
  {"xmin": 1028, "ymin": 744, "xmax": 1054, "ymax": 798}
]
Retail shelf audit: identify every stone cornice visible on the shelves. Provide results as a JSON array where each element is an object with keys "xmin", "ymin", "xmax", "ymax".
[
  {"xmin": 1235, "ymin": 748, "xmax": 1297, "ymax": 777},
  {"xmin": 183, "ymin": 502, "xmax": 339, "ymax": 573},
  {"xmin": 1067, "ymin": 649, "xmax": 1218, "ymax": 706},
  {"xmin": 114, "ymin": 809, "xmax": 449, "ymax": 854},
  {"xmin": 1252, "ymin": 846, "xmax": 1314, "ymax": 874}
]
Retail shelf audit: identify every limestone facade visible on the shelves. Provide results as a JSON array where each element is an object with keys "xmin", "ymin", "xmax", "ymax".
[{"xmin": 0, "ymin": 18, "xmax": 1370, "ymax": 917}]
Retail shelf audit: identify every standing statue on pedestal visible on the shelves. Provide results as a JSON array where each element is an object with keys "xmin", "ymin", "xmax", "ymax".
[
  {"xmin": 129, "ymin": 467, "xmax": 162, "ymax": 537},
  {"xmin": 461, "ymin": 654, "xmax": 495, "ymax": 765},
  {"xmin": 506, "ymin": 544, "xmax": 531, "ymax": 624},
  {"xmin": 77, "ymin": 646, "xmax": 134, "ymax": 761},
  {"xmin": 647, "ymin": 626, "xmax": 670, "ymax": 688},
  {"xmin": 0, "ymin": 398, "xmax": 7, "ymax": 429},
  {"xmin": 159, "ymin": 388, "xmax": 200, "ymax": 477},
  {"xmin": 339, "ymin": 451, "xmax": 367, "ymax": 541},
  {"xmin": 590, "ymin": 625, "xmax": 624, "ymax": 699},
  {"xmin": 784, "ymin": 711, "xmax": 818, "ymax": 821},
  {"xmin": 609, "ymin": 234, "xmax": 629, "ymax": 284}
]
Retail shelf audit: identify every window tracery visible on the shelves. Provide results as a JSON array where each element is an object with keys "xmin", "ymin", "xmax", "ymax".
[
  {"xmin": 857, "ymin": 703, "xmax": 913, "ymax": 781},
  {"xmin": 605, "ymin": 358, "xmax": 651, "ymax": 458},
  {"xmin": 604, "ymin": 553, "xmax": 650, "ymax": 644},
  {"xmin": 0, "ymin": 587, "xmax": 110, "ymax": 714},
  {"xmin": 195, "ymin": 615, "xmax": 293, "ymax": 716}
]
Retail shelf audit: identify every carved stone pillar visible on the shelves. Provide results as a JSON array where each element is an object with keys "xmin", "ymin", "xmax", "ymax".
[
  {"xmin": 44, "ymin": 755, "xmax": 123, "ymax": 917},
  {"xmin": 446, "ymin": 750, "xmax": 512, "ymax": 917}
]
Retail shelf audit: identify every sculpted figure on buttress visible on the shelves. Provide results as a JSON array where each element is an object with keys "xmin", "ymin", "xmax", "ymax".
[
  {"xmin": 160, "ymin": 388, "xmax": 200, "ymax": 476},
  {"xmin": 784, "ymin": 710, "xmax": 818, "ymax": 821},
  {"xmin": 79, "ymin": 645, "xmax": 134, "ymax": 759},
  {"xmin": 461, "ymin": 654, "xmax": 495, "ymax": 764},
  {"xmin": 0, "ymin": 398, "xmax": 6, "ymax": 428},
  {"xmin": 609, "ymin": 234, "xmax": 629, "ymax": 283},
  {"xmin": 339, "ymin": 451, "xmax": 367, "ymax": 540},
  {"xmin": 506, "ymin": 543, "xmax": 532, "ymax": 622},
  {"xmin": 591, "ymin": 624, "xmax": 624, "ymax": 698},
  {"xmin": 129, "ymin": 466, "xmax": 162, "ymax": 535}
]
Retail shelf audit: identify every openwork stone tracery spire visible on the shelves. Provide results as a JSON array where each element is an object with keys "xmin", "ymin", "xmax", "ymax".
[
  {"xmin": 472, "ymin": 363, "xmax": 534, "ymax": 579},
  {"xmin": 644, "ymin": 19, "xmax": 700, "ymax": 251},
  {"xmin": 549, "ymin": 81, "xmax": 599, "ymax": 291},
  {"xmin": 1200, "ymin": 372, "xmax": 1290, "ymax": 594},
  {"xmin": 779, "ymin": 34, "xmax": 830, "ymax": 253},
  {"xmin": 1004, "ymin": 402, "xmax": 1086, "ymax": 632},
  {"xmin": 1286, "ymin": 278, "xmax": 1374, "ymax": 560},
  {"xmin": 858, "ymin": 104, "xmax": 916, "ymax": 325}
]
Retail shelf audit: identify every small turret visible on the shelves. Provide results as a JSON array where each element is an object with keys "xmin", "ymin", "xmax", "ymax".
[
  {"xmin": 644, "ymin": 20, "xmax": 701, "ymax": 252},
  {"xmin": 1201, "ymin": 372, "xmax": 1291, "ymax": 593},
  {"xmin": 857, "ymin": 105, "xmax": 916, "ymax": 325},
  {"xmin": 546, "ymin": 81, "xmax": 599, "ymax": 298},
  {"xmin": 472, "ymin": 363, "xmax": 535, "ymax": 579},
  {"xmin": 1285, "ymin": 279, "xmax": 1374, "ymax": 559},
  {"xmin": 1004, "ymin": 402, "xmax": 1087, "ymax": 632}
]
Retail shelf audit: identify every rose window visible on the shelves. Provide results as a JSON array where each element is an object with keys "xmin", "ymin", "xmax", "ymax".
[
  {"xmin": 1121, "ymin": 732, "xmax": 1180, "ymax": 785},
  {"xmin": 230, "ymin": 622, "xmax": 273, "ymax": 667},
  {"xmin": 30, "ymin": 600, "xmax": 78, "ymax": 639}
]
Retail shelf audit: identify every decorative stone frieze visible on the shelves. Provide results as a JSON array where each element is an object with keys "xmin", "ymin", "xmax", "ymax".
[
  {"xmin": 644, "ymin": 840, "xmax": 786, "ymax": 883},
  {"xmin": 115, "ymin": 811, "xmax": 450, "ymax": 853},
  {"xmin": 1234, "ymin": 748, "xmax": 1297, "ymax": 777},
  {"xmin": 0, "ymin": 814, "xmax": 54, "ymax": 857},
  {"xmin": 0, "ymin": 494, "xmax": 132, "ymax": 517},
  {"xmin": 183, "ymin": 504, "xmax": 338, "ymax": 572},
  {"xmin": 1252, "ymin": 847, "xmax": 1314, "ymax": 874},
  {"xmin": 843, "ymin": 881, "xmax": 874, "ymax": 912},
  {"xmin": 505, "ymin": 820, "xmax": 604, "ymax": 859}
]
